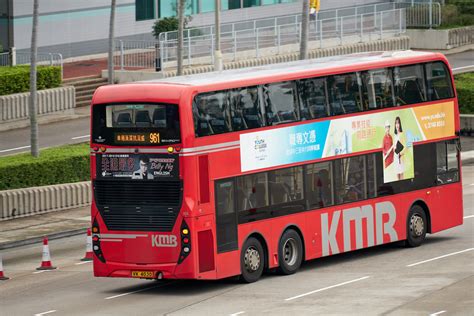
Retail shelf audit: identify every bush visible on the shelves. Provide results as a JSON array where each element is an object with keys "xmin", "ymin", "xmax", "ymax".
[
  {"xmin": 455, "ymin": 73, "xmax": 474, "ymax": 114},
  {"xmin": 439, "ymin": 2, "xmax": 474, "ymax": 28},
  {"xmin": 0, "ymin": 65, "xmax": 62, "ymax": 96},
  {"xmin": 152, "ymin": 17, "xmax": 179, "ymax": 39},
  {"xmin": 0, "ymin": 143, "xmax": 90, "ymax": 191}
]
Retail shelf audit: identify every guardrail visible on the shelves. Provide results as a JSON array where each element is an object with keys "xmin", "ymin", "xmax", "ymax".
[
  {"xmin": 396, "ymin": 1, "xmax": 441, "ymax": 28},
  {"xmin": 0, "ymin": 52, "xmax": 9, "ymax": 66},
  {"xmin": 116, "ymin": 8, "xmax": 405, "ymax": 71},
  {"xmin": 159, "ymin": 2, "xmax": 401, "ymax": 42},
  {"xmin": 448, "ymin": 26, "xmax": 474, "ymax": 48},
  {"xmin": 0, "ymin": 86, "xmax": 75, "ymax": 123},
  {"xmin": 0, "ymin": 181, "xmax": 91, "ymax": 221}
]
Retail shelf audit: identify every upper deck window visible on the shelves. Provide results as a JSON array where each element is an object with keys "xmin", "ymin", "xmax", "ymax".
[
  {"xmin": 327, "ymin": 73, "xmax": 362, "ymax": 116},
  {"xmin": 92, "ymin": 103, "xmax": 180, "ymax": 146},
  {"xmin": 192, "ymin": 60, "xmax": 454, "ymax": 139},
  {"xmin": 426, "ymin": 62, "xmax": 454, "ymax": 101},
  {"xmin": 193, "ymin": 91, "xmax": 232, "ymax": 136},
  {"xmin": 263, "ymin": 81, "xmax": 298, "ymax": 126},
  {"xmin": 298, "ymin": 77, "xmax": 329, "ymax": 120},
  {"xmin": 394, "ymin": 64, "xmax": 427, "ymax": 106}
]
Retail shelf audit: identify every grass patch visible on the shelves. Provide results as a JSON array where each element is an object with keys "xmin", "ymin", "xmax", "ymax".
[
  {"xmin": 455, "ymin": 72, "xmax": 474, "ymax": 114},
  {"xmin": 0, "ymin": 143, "xmax": 90, "ymax": 191}
]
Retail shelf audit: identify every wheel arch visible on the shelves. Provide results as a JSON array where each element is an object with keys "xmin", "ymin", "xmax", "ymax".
[{"xmin": 409, "ymin": 199, "xmax": 432, "ymax": 234}]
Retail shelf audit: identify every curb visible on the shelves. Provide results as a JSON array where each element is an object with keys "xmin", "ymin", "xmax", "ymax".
[{"xmin": 0, "ymin": 228, "xmax": 87, "ymax": 250}]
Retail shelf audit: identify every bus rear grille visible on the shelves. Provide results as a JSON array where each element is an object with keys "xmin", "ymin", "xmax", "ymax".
[{"xmin": 93, "ymin": 180, "xmax": 182, "ymax": 231}]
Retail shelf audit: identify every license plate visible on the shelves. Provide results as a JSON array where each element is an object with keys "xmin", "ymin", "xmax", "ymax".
[{"xmin": 131, "ymin": 271, "xmax": 155, "ymax": 279}]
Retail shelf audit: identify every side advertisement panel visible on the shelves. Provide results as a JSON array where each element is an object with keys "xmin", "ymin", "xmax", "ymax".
[{"xmin": 240, "ymin": 102, "xmax": 455, "ymax": 184}]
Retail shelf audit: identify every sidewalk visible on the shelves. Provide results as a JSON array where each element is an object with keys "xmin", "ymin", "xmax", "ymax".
[
  {"xmin": 0, "ymin": 138, "xmax": 472, "ymax": 251},
  {"xmin": 0, "ymin": 206, "xmax": 90, "ymax": 250}
]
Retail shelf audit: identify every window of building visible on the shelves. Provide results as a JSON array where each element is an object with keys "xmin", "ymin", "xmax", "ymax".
[
  {"xmin": 361, "ymin": 68, "xmax": 395, "ymax": 110},
  {"xmin": 215, "ymin": 180, "xmax": 238, "ymax": 252},
  {"xmin": 305, "ymin": 161, "xmax": 333, "ymax": 208},
  {"xmin": 185, "ymin": 0, "xmax": 199, "ymax": 15},
  {"xmin": 244, "ymin": 0, "xmax": 261, "ymax": 7},
  {"xmin": 263, "ymin": 81, "xmax": 298, "ymax": 125},
  {"xmin": 327, "ymin": 73, "xmax": 362, "ymax": 116},
  {"xmin": 159, "ymin": 0, "xmax": 175, "ymax": 18},
  {"xmin": 136, "ymin": 0, "xmax": 155, "ymax": 21},
  {"xmin": 222, "ymin": 0, "xmax": 241, "ymax": 10},
  {"xmin": 193, "ymin": 91, "xmax": 231, "ymax": 136},
  {"xmin": 298, "ymin": 77, "xmax": 328, "ymax": 120},
  {"xmin": 394, "ymin": 64, "xmax": 427, "ymax": 105},
  {"xmin": 229, "ymin": 86, "xmax": 264, "ymax": 130},
  {"xmin": 201, "ymin": 1, "xmax": 215, "ymax": 12},
  {"xmin": 426, "ymin": 62, "xmax": 454, "ymax": 101}
]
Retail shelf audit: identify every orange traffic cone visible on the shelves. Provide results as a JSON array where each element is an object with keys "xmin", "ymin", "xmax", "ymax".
[
  {"xmin": 36, "ymin": 237, "xmax": 57, "ymax": 270},
  {"xmin": 81, "ymin": 228, "xmax": 93, "ymax": 261},
  {"xmin": 0, "ymin": 254, "xmax": 9, "ymax": 280}
]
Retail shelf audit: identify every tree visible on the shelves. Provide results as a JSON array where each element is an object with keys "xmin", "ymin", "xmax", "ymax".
[
  {"xmin": 177, "ymin": 0, "xmax": 184, "ymax": 76},
  {"xmin": 29, "ymin": 0, "xmax": 39, "ymax": 157},
  {"xmin": 108, "ymin": 0, "xmax": 117, "ymax": 84},
  {"xmin": 300, "ymin": 0, "xmax": 310, "ymax": 60}
]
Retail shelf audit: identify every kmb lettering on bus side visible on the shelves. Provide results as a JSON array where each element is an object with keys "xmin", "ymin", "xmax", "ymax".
[
  {"xmin": 321, "ymin": 201, "xmax": 398, "ymax": 256},
  {"xmin": 151, "ymin": 234, "xmax": 178, "ymax": 247}
]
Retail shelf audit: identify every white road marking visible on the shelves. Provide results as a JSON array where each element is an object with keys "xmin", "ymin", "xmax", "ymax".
[
  {"xmin": 229, "ymin": 312, "xmax": 245, "ymax": 316},
  {"xmin": 285, "ymin": 276, "xmax": 370, "ymax": 301},
  {"xmin": 430, "ymin": 310, "xmax": 446, "ymax": 316},
  {"xmin": 407, "ymin": 248, "xmax": 474, "ymax": 267},
  {"xmin": 105, "ymin": 282, "xmax": 172, "ymax": 300},
  {"xmin": 0, "ymin": 145, "xmax": 31, "ymax": 153},
  {"xmin": 33, "ymin": 270, "xmax": 46, "ymax": 274},
  {"xmin": 75, "ymin": 261, "xmax": 92, "ymax": 265},
  {"xmin": 34, "ymin": 310, "xmax": 57, "ymax": 316},
  {"xmin": 71, "ymin": 135, "xmax": 90, "ymax": 140},
  {"xmin": 464, "ymin": 215, "xmax": 474, "ymax": 219}
]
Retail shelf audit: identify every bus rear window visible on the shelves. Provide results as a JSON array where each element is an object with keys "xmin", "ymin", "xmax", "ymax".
[{"xmin": 92, "ymin": 103, "xmax": 180, "ymax": 146}]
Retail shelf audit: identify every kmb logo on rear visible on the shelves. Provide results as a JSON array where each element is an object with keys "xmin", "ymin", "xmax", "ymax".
[{"xmin": 151, "ymin": 235, "xmax": 178, "ymax": 247}]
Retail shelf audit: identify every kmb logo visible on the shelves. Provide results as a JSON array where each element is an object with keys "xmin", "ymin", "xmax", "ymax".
[{"xmin": 151, "ymin": 234, "xmax": 178, "ymax": 247}]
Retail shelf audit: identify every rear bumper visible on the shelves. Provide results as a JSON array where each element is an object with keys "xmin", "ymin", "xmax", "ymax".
[{"xmin": 93, "ymin": 258, "xmax": 196, "ymax": 279}]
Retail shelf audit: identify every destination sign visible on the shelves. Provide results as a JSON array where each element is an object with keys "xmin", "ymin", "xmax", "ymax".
[{"xmin": 115, "ymin": 133, "xmax": 160, "ymax": 144}]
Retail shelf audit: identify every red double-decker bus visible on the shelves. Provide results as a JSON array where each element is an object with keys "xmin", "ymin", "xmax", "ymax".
[{"xmin": 90, "ymin": 51, "xmax": 462, "ymax": 283}]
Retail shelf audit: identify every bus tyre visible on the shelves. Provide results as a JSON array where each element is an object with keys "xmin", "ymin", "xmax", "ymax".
[
  {"xmin": 278, "ymin": 229, "xmax": 303, "ymax": 275},
  {"xmin": 240, "ymin": 237, "xmax": 265, "ymax": 283},
  {"xmin": 405, "ymin": 205, "xmax": 427, "ymax": 248}
]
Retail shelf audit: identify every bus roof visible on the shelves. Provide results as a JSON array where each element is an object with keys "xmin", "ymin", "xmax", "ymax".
[{"xmin": 145, "ymin": 50, "xmax": 445, "ymax": 87}]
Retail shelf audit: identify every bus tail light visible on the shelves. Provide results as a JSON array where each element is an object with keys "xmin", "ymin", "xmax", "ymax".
[
  {"xmin": 178, "ymin": 220, "xmax": 191, "ymax": 264},
  {"xmin": 92, "ymin": 220, "xmax": 106, "ymax": 263}
]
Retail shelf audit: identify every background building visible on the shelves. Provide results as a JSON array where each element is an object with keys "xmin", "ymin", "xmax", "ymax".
[{"xmin": 0, "ymin": 0, "xmax": 385, "ymax": 59}]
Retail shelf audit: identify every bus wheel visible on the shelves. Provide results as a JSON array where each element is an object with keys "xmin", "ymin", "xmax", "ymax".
[
  {"xmin": 405, "ymin": 205, "xmax": 427, "ymax": 248},
  {"xmin": 278, "ymin": 229, "xmax": 303, "ymax": 275},
  {"xmin": 240, "ymin": 237, "xmax": 264, "ymax": 283}
]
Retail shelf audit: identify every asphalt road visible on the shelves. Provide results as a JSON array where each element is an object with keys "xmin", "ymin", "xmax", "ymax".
[
  {"xmin": 0, "ymin": 51, "xmax": 472, "ymax": 156},
  {"xmin": 1, "ymin": 165, "xmax": 473, "ymax": 316}
]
